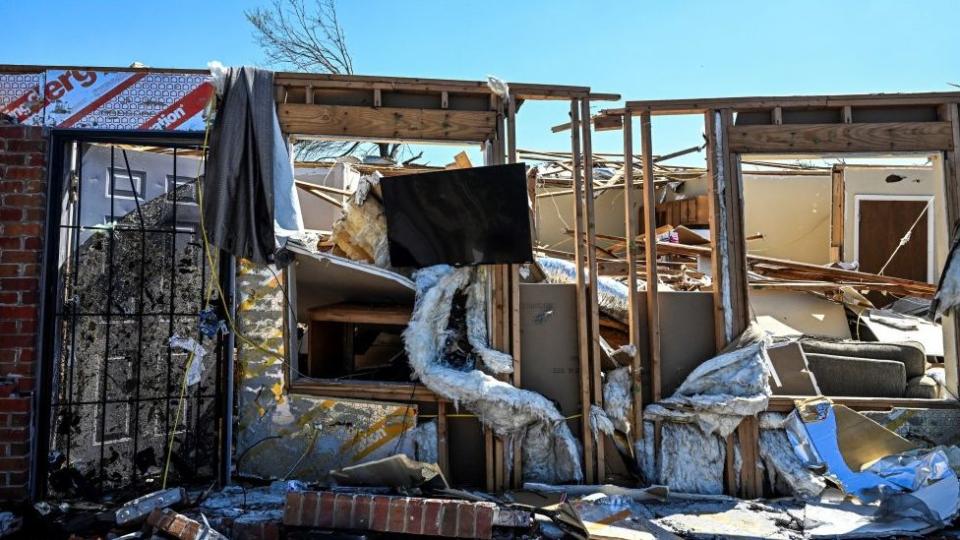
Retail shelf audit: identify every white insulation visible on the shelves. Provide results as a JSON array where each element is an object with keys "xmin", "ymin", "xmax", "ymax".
[
  {"xmin": 404, "ymin": 265, "xmax": 582, "ymax": 483},
  {"xmin": 641, "ymin": 323, "xmax": 773, "ymax": 494}
]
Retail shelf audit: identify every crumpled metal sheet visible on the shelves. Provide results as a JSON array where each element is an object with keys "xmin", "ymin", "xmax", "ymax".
[{"xmin": 404, "ymin": 264, "xmax": 582, "ymax": 483}]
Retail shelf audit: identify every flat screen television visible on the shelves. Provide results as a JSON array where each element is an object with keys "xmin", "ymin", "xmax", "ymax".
[{"xmin": 380, "ymin": 163, "xmax": 533, "ymax": 267}]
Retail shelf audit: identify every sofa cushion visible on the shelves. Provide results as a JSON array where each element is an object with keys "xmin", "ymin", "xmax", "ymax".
[
  {"xmin": 799, "ymin": 338, "xmax": 927, "ymax": 378},
  {"xmin": 805, "ymin": 353, "xmax": 906, "ymax": 397},
  {"xmin": 905, "ymin": 375, "xmax": 940, "ymax": 399}
]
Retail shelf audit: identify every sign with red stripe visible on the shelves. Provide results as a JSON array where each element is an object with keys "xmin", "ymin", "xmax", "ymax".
[{"xmin": 0, "ymin": 70, "xmax": 211, "ymax": 130}]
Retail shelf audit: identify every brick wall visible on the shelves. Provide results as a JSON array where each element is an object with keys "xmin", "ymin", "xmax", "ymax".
[{"xmin": 0, "ymin": 124, "xmax": 47, "ymax": 500}]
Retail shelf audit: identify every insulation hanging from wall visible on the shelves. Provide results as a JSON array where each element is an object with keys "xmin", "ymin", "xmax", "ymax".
[{"xmin": 404, "ymin": 264, "xmax": 583, "ymax": 483}]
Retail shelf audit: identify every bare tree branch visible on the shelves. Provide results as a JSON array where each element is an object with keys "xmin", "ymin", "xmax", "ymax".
[{"xmin": 246, "ymin": 0, "xmax": 353, "ymax": 75}]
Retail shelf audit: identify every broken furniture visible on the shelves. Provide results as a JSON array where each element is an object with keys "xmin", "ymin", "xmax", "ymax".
[{"xmin": 799, "ymin": 338, "xmax": 937, "ymax": 398}]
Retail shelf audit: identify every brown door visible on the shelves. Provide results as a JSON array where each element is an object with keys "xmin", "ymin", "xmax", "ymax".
[{"xmin": 858, "ymin": 199, "xmax": 929, "ymax": 305}]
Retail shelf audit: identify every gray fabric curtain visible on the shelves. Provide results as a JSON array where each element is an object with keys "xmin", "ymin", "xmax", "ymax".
[{"xmin": 202, "ymin": 67, "xmax": 277, "ymax": 265}]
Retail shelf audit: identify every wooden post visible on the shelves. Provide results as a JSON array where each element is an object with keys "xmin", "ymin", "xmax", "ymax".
[
  {"xmin": 506, "ymin": 93, "xmax": 523, "ymax": 488},
  {"xmin": 580, "ymin": 98, "xmax": 605, "ymax": 479},
  {"xmin": 705, "ymin": 108, "xmax": 753, "ymax": 497},
  {"xmin": 830, "ymin": 164, "xmax": 845, "ymax": 263},
  {"xmin": 622, "ymin": 112, "xmax": 644, "ymax": 445},
  {"xmin": 639, "ymin": 113, "xmax": 661, "ymax": 402},
  {"xmin": 570, "ymin": 98, "xmax": 595, "ymax": 483},
  {"xmin": 704, "ymin": 109, "xmax": 751, "ymax": 350},
  {"xmin": 437, "ymin": 401, "xmax": 449, "ymax": 478},
  {"xmin": 938, "ymin": 102, "xmax": 960, "ymax": 399}
]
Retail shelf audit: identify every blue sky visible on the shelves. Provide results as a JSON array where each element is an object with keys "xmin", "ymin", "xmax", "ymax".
[{"xmin": 2, "ymin": 0, "xmax": 958, "ymax": 165}]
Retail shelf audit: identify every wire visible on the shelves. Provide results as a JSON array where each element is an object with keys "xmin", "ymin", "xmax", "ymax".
[{"xmin": 878, "ymin": 201, "xmax": 930, "ymax": 276}]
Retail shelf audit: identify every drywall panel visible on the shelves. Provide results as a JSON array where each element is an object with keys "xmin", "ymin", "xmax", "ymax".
[
  {"xmin": 520, "ymin": 283, "xmax": 581, "ymax": 418},
  {"xmin": 750, "ymin": 290, "xmax": 851, "ymax": 339},
  {"xmin": 742, "ymin": 173, "xmax": 832, "ymax": 264}
]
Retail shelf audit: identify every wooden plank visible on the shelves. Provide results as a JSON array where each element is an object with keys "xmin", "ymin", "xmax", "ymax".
[
  {"xmin": 766, "ymin": 396, "xmax": 960, "ymax": 412},
  {"xmin": 594, "ymin": 113, "xmax": 624, "ymax": 131},
  {"xmin": 830, "ymin": 164, "xmax": 845, "ymax": 262},
  {"xmin": 277, "ymin": 103, "xmax": 497, "ymax": 143},
  {"xmin": 507, "ymin": 96, "xmax": 518, "ymax": 164},
  {"xmin": 307, "ymin": 303, "xmax": 411, "ymax": 325},
  {"xmin": 939, "ymin": 103, "xmax": 960, "ymax": 399},
  {"xmin": 737, "ymin": 416, "xmax": 763, "ymax": 498},
  {"xmin": 581, "ymin": 98, "xmax": 605, "ymax": 479},
  {"xmin": 570, "ymin": 99, "xmax": 596, "ymax": 483},
  {"xmin": 290, "ymin": 380, "xmax": 439, "ymax": 402},
  {"xmin": 705, "ymin": 109, "xmax": 751, "ymax": 350},
  {"xmin": 507, "ymin": 94, "xmax": 522, "ymax": 488},
  {"xmin": 437, "ymin": 401, "xmax": 449, "ymax": 478},
  {"xmin": 728, "ymin": 122, "xmax": 954, "ymax": 154},
  {"xmin": 639, "ymin": 113, "xmax": 662, "ymax": 401},
  {"xmin": 622, "ymin": 91, "xmax": 960, "ymax": 115},
  {"xmin": 622, "ymin": 112, "xmax": 644, "ymax": 449}
]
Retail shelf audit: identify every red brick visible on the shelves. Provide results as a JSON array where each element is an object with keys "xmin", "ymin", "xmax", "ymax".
[
  {"xmin": 6, "ymin": 414, "xmax": 29, "ymax": 428},
  {"xmin": 0, "ymin": 399, "xmax": 30, "ymax": 413},
  {"xmin": 0, "ymin": 427, "xmax": 26, "ymax": 440},
  {"xmin": 22, "ymin": 237, "xmax": 41, "ymax": 250},
  {"xmin": 0, "ymin": 239, "xmax": 20, "ymax": 250},
  {"xmin": 0, "ymin": 208, "xmax": 21, "ymax": 221},
  {"xmin": 0, "ymin": 265, "xmax": 21, "ymax": 278},
  {"xmin": 386, "ymin": 497, "xmax": 408, "ymax": 533},
  {"xmin": 0, "ymin": 486, "xmax": 27, "ymax": 500},
  {"xmin": 0, "ymin": 126, "xmax": 25, "ymax": 139},
  {"xmin": 404, "ymin": 497, "xmax": 425, "ymax": 535},
  {"xmin": 296, "ymin": 491, "xmax": 319, "ymax": 528},
  {"xmin": 1, "ymin": 250, "xmax": 38, "ymax": 264},
  {"xmin": 0, "ymin": 279, "xmax": 38, "ymax": 293},
  {"xmin": 459, "ymin": 502, "xmax": 480, "ymax": 538},
  {"xmin": 332, "ymin": 493, "xmax": 354, "ymax": 529},
  {"xmin": 316, "ymin": 491, "xmax": 335, "ymax": 528},
  {"xmin": 1, "ymin": 223, "xmax": 41, "ymax": 236},
  {"xmin": 0, "ymin": 306, "xmax": 36, "ymax": 319},
  {"xmin": 17, "ymin": 349, "xmax": 33, "ymax": 363},
  {"xmin": 0, "ymin": 181, "xmax": 23, "ymax": 194},
  {"xmin": 6, "ymin": 140, "xmax": 43, "ymax": 153},
  {"xmin": 0, "ymin": 456, "xmax": 29, "ymax": 470},
  {"xmin": 0, "ymin": 155, "xmax": 25, "ymax": 167},
  {"xmin": 439, "ymin": 500, "xmax": 459, "ymax": 538},
  {"xmin": 370, "ymin": 495, "xmax": 390, "ymax": 531},
  {"xmin": 0, "ymin": 293, "xmax": 17, "ymax": 305},
  {"xmin": 20, "ymin": 181, "xmax": 44, "ymax": 194},
  {"xmin": 3, "ymin": 167, "xmax": 43, "ymax": 181},
  {"xmin": 352, "ymin": 492, "xmax": 372, "ymax": 530},
  {"xmin": 0, "ymin": 336, "xmax": 33, "ymax": 348},
  {"xmin": 18, "ymin": 320, "xmax": 35, "ymax": 334},
  {"xmin": 3, "ymin": 194, "xmax": 43, "ymax": 208},
  {"xmin": 474, "ymin": 504, "xmax": 495, "ymax": 539},
  {"xmin": 25, "ymin": 153, "xmax": 44, "ymax": 167}
]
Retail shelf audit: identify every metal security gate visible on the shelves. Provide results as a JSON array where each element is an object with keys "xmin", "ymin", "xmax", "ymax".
[{"xmin": 36, "ymin": 131, "xmax": 229, "ymax": 499}]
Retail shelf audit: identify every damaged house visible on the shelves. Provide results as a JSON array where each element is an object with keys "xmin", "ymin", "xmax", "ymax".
[{"xmin": 2, "ymin": 63, "xmax": 960, "ymax": 539}]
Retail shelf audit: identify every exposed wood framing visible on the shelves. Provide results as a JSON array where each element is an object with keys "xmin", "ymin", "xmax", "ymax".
[
  {"xmin": 581, "ymin": 98, "xmax": 605, "ymax": 480},
  {"xmin": 570, "ymin": 99, "xmax": 596, "ymax": 483},
  {"xmin": 830, "ymin": 164, "xmax": 845, "ymax": 262},
  {"xmin": 507, "ymin": 94, "xmax": 523, "ymax": 488},
  {"xmin": 277, "ymin": 103, "xmax": 497, "ymax": 143},
  {"xmin": 306, "ymin": 303, "xmax": 411, "ymax": 325},
  {"xmin": 705, "ymin": 109, "xmax": 751, "ymax": 349},
  {"xmin": 728, "ymin": 122, "xmax": 954, "ymax": 154},
  {"xmin": 437, "ymin": 401, "xmax": 449, "ymax": 478},
  {"xmin": 622, "ymin": 113, "xmax": 644, "ymax": 449},
  {"xmin": 639, "ymin": 113, "xmax": 662, "ymax": 402}
]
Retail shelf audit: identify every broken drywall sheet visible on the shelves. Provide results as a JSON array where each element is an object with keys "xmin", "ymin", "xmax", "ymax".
[
  {"xmin": 234, "ymin": 261, "xmax": 415, "ymax": 481},
  {"xmin": 404, "ymin": 264, "xmax": 582, "ymax": 483},
  {"xmin": 537, "ymin": 256, "xmax": 631, "ymax": 321}
]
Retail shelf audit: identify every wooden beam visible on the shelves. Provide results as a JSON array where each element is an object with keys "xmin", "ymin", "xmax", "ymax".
[
  {"xmin": 939, "ymin": 102, "xmax": 960, "ymax": 400},
  {"xmin": 581, "ymin": 98, "xmax": 604, "ymax": 480},
  {"xmin": 622, "ymin": 91, "xmax": 960, "ymax": 115},
  {"xmin": 639, "ymin": 113, "xmax": 662, "ymax": 401},
  {"xmin": 738, "ymin": 416, "xmax": 763, "ymax": 498},
  {"xmin": 705, "ymin": 109, "xmax": 751, "ymax": 349},
  {"xmin": 291, "ymin": 380, "xmax": 439, "ymax": 402},
  {"xmin": 307, "ymin": 303, "xmax": 411, "ymax": 325},
  {"xmin": 277, "ymin": 103, "xmax": 497, "ymax": 143},
  {"xmin": 622, "ymin": 112, "xmax": 644, "ymax": 449},
  {"xmin": 570, "ymin": 99, "xmax": 595, "ymax": 483},
  {"xmin": 830, "ymin": 164, "xmax": 845, "ymax": 262},
  {"xmin": 767, "ymin": 396, "xmax": 960, "ymax": 412},
  {"xmin": 728, "ymin": 122, "xmax": 954, "ymax": 154},
  {"xmin": 506, "ymin": 94, "xmax": 522, "ymax": 488}
]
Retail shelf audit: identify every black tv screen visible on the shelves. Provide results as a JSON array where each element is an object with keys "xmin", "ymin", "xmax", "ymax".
[{"xmin": 381, "ymin": 163, "xmax": 533, "ymax": 267}]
